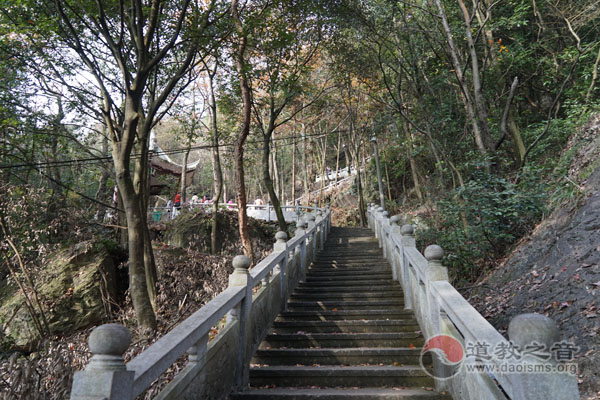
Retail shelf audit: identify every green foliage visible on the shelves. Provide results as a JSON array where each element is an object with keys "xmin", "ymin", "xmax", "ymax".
[{"xmin": 418, "ymin": 171, "xmax": 546, "ymax": 284}]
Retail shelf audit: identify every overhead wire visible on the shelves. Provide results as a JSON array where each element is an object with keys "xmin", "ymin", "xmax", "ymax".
[{"xmin": 0, "ymin": 129, "xmax": 348, "ymax": 170}]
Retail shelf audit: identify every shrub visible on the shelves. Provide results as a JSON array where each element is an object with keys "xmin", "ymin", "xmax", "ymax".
[{"xmin": 417, "ymin": 171, "xmax": 546, "ymax": 285}]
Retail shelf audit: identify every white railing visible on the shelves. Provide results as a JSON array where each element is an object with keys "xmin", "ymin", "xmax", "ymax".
[
  {"xmin": 149, "ymin": 203, "xmax": 318, "ymax": 223},
  {"xmin": 71, "ymin": 207, "xmax": 331, "ymax": 400},
  {"xmin": 367, "ymin": 205, "xmax": 579, "ymax": 400},
  {"xmin": 315, "ymin": 165, "xmax": 357, "ymax": 183}
]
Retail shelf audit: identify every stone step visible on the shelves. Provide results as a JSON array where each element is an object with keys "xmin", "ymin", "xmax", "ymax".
[
  {"xmin": 287, "ymin": 300, "xmax": 404, "ymax": 311},
  {"xmin": 307, "ymin": 269, "xmax": 392, "ymax": 275},
  {"xmin": 318, "ymin": 251, "xmax": 383, "ymax": 256},
  {"xmin": 294, "ymin": 285, "xmax": 401, "ymax": 294},
  {"xmin": 290, "ymin": 293, "xmax": 402, "ymax": 301},
  {"xmin": 271, "ymin": 320, "xmax": 420, "ymax": 334},
  {"xmin": 259, "ymin": 332, "xmax": 424, "ymax": 348},
  {"xmin": 277, "ymin": 310, "xmax": 414, "ymax": 321},
  {"xmin": 310, "ymin": 264, "xmax": 388, "ymax": 269},
  {"xmin": 316, "ymin": 256, "xmax": 385, "ymax": 261},
  {"xmin": 231, "ymin": 387, "xmax": 450, "ymax": 400},
  {"xmin": 248, "ymin": 365, "xmax": 434, "ymax": 388},
  {"xmin": 251, "ymin": 347, "xmax": 427, "ymax": 366},
  {"xmin": 308, "ymin": 261, "xmax": 392, "ymax": 271},
  {"xmin": 305, "ymin": 275, "xmax": 393, "ymax": 282},
  {"xmin": 296, "ymin": 280, "xmax": 400, "ymax": 288},
  {"xmin": 308, "ymin": 268, "xmax": 389, "ymax": 273}
]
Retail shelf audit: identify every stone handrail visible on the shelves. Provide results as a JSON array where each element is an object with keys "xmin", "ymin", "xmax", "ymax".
[
  {"xmin": 367, "ymin": 205, "xmax": 579, "ymax": 400},
  {"xmin": 71, "ymin": 207, "xmax": 331, "ymax": 400},
  {"xmin": 149, "ymin": 203, "xmax": 320, "ymax": 223}
]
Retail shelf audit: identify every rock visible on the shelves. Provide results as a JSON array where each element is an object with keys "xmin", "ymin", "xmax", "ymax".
[
  {"xmin": 164, "ymin": 210, "xmax": 277, "ymax": 255},
  {"xmin": 0, "ymin": 241, "xmax": 121, "ymax": 350}
]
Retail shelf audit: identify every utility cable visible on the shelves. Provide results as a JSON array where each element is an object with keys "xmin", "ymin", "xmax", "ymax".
[{"xmin": 0, "ymin": 129, "xmax": 343, "ymax": 170}]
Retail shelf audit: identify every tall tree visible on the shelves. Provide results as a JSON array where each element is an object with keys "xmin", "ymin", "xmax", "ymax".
[
  {"xmin": 231, "ymin": 0, "xmax": 254, "ymax": 261},
  {"xmin": 2, "ymin": 0, "xmax": 223, "ymax": 329}
]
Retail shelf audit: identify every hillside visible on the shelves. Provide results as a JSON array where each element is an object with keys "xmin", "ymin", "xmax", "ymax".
[{"xmin": 469, "ymin": 115, "xmax": 600, "ymax": 399}]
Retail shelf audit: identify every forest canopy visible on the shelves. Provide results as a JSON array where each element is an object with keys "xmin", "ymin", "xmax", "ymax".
[{"xmin": 1, "ymin": 0, "xmax": 599, "ymax": 327}]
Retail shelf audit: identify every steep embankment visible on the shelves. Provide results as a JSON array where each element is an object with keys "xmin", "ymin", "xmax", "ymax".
[{"xmin": 469, "ymin": 115, "xmax": 600, "ymax": 399}]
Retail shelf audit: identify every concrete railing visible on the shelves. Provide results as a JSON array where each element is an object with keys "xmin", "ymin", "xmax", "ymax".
[
  {"xmin": 315, "ymin": 165, "xmax": 357, "ymax": 183},
  {"xmin": 367, "ymin": 205, "xmax": 580, "ymax": 400},
  {"xmin": 149, "ymin": 203, "xmax": 319, "ymax": 223},
  {"xmin": 71, "ymin": 207, "xmax": 331, "ymax": 400}
]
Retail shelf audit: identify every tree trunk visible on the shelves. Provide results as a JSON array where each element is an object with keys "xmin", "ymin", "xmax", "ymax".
[
  {"xmin": 208, "ymin": 67, "xmax": 223, "ymax": 255},
  {"xmin": 263, "ymin": 135, "xmax": 287, "ymax": 231},
  {"xmin": 117, "ymin": 189, "xmax": 128, "ymax": 248},
  {"xmin": 114, "ymin": 154, "xmax": 156, "ymax": 330},
  {"xmin": 302, "ymin": 126, "xmax": 310, "ymax": 201},
  {"xmin": 291, "ymin": 135, "xmax": 296, "ymax": 204},
  {"xmin": 508, "ymin": 110, "xmax": 526, "ymax": 163},
  {"xmin": 457, "ymin": 0, "xmax": 494, "ymax": 152},
  {"xmin": 354, "ymin": 153, "xmax": 367, "ymax": 226},
  {"xmin": 403, "ymin": 121, "xmax": 424, "ymax": 203},
  {"xmin": 335, "ymin": 131, "xmax": 341, "ymax": 186},
  {"xmin": 95, "ymin": 130, "xmax": 111, "ymax": 217},
  {"xmin": 432, "ymin": 0, "xmax": 491, "ymax": 160},
  {"xmin": 180, "ymin": 147, "xmax": 190, "ymax": 204},
  {"xmin": 133, "ymin": 138, "xmax": 157, "ymax": 312},
  {"xmin": 232, "ymin": 0, "xmax": 254, "ymax": 261}
]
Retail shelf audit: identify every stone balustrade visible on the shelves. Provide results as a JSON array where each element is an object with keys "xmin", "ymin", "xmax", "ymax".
[
  {"xmin": 367, "ymin": 204, "xmax": 580, "ymax": 400},
  {"xmin": 71, "ymin": 206, "xmax": 331, "ymax": 400},
  {"xmin": 150, "ymin": 203, "xmax": 320, "ymax": 223}
]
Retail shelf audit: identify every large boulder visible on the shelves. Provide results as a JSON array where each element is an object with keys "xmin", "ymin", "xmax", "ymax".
[
  {"xmin": 164, "ymin": 210, "xmax": 277, "ymax": 255},
  {"xmin": 0, "ymin": 241, "xmax": 121, "ymax": 350}
]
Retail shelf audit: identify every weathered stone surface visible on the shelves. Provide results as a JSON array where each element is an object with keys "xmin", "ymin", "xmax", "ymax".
[
  {"xmin": 164, "ymin": 210, "xmax": 276, "ymax": 254},
  {"xmin": 0, "ymin": 241, "xmax": 120, "ymax": 349}
]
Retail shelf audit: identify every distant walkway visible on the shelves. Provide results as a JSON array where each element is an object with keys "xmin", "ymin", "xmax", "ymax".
[{"xmin": 149, "ymin": 203, "xmax": 318, "ymax": 223}]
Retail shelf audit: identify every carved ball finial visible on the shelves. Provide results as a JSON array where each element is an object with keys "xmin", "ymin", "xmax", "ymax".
[
  {"xmin": 370, "ymin": 136, "xmax": 377, "ymax": 143},
  {"xmin": 400, "ymin": 224, "xmax": 414, "ymax": 236},
  {"xmin": 275, "ymin": 231, "xmax": 288, "ymax": 242},
  {"xmin": 424, "ymin": 245, "xmax": 444, "ymax": 262},
  {"xmin": 508, "ymin": 313, "xmax": 560, "ymax": 350},
  {"xmin": 382, "ymin": 211, "xmax": 389, "ymax": 218},
  {"xmin": 390, "ymin": 215, "xmax": 400, "ymax": 226},
  {"xmin": 377, "ymin": 207, "xmax": 384, "ymax": 212},
  {"xmin": 233, "ymin": 255, "xmax": 251, "ymax": 270},
  {"xmin": 88, "ymin": 324, "xmax": 131, "ymax": 356},
  {"xmin": 307, "ymin": 214, "xmax": 316, "ymax": 222}
]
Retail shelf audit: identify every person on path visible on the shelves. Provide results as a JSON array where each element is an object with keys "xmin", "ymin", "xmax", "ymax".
[
  {"xmin": 173, "ymin": 194, "xmax": 181, "ymax": 218},
  {"xmin": 166, "ymin": 199, "xmax": 173, "ymax": 220}
]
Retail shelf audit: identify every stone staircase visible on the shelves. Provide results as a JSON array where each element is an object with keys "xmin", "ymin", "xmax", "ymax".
[{"xmin": 231, "ymin": 227, "xmax": 450, "ymax": 399}]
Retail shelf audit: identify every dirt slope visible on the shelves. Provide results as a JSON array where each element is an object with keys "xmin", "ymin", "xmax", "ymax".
[{"xmin": 469, "ymin": 115, "xmax": 600, "ymax": 399}]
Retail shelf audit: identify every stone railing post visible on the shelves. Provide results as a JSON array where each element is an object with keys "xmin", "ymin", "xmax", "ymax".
[
  {"xmin": 326, "ymin": 204, "xmax": 331, "ymax": 233},
  {"xmin": 389, "ymin": 216, "xmax": 401, "ymax": 281},
  {"xmin": 424, "ymin": 245, "xmax": 448, "ymax": 337},
  {"xmin": 400, "ymin": 224, "xmax": 415, "ymax": 310},
  {"xmin": 295, "ymin": 220, "xmax": 308, "ymax": 280},
  {"xmin": 315, "ymin": 210, "xmax": 325, "ymax": 250},
  {"xmin": 375, "ymin": 207, "xmax": 384, "ymax": 244},
  {"xmin": 381, "ymin": 211, "xmax": 389, "ymax": 257},
  {"xmin": 273, "ymin": 231, "xmax": 289, "ymax": 312},
  {"xmin": 227, "ymin": 255, "xmax": 252, "ymax": 388},
  {"xmin": 70, "ymin": 324, "xmax": 134, "ymax": 400},
  {"xmin": 508, "ymin": 313, "xmax": 580, "ymax": 400},
  {"xmin": 306, "ymin": 214, "xmax": 317, "ymax": 257},
  {"xmin": 367, "ymin": 204, "xmax": 373, "ymax": 228},
  {"xmin": 424, "ymin": 245, "xmax": 449, "ymax": 390}
]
